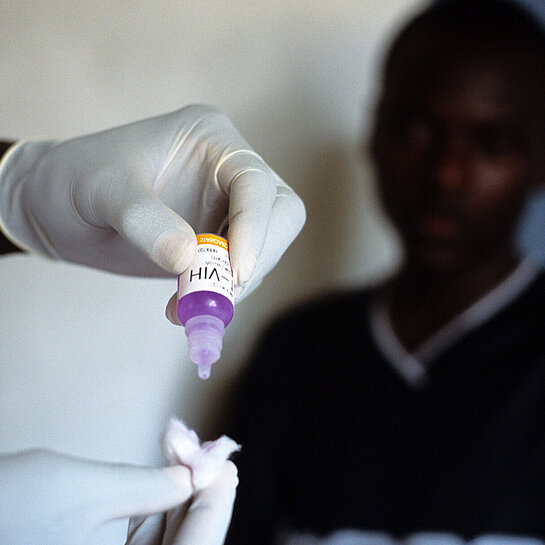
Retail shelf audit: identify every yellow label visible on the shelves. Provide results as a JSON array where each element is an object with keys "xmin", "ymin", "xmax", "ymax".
[{"xmin": 196, "ymin": 233, "xmax": 229, "ymax": 251}]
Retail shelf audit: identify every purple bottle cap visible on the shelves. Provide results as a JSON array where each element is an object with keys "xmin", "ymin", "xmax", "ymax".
[{"xmin": 184, "ymin": 315, "xmax": 226, "ymax": 379}]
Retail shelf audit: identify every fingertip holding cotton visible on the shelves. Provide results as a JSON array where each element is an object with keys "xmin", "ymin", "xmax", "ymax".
[
  {"xmin": 153, "ymin": 231, "xmax": 197, "ymax": 275},
  {"xmin": 161, "ymin": 465, "xmax": 194, "ymax": 500},
  {"xmin": 163, "ymin": 418, "xmax": 240, "ymax": 491},
  {"xmin": 193, "ymin": 461, "xmax": 239, "ymax": 506},
  {"xmin": 222, "ymin": 460, "xmax": 239, "ymax": 485}
]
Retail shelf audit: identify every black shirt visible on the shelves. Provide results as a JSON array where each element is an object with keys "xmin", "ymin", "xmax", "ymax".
[{"xmin": 227, "ymin": 266, "xmax": 545, "ymax": 544}]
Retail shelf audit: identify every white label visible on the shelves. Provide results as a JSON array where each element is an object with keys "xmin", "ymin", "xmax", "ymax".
[{"xmin": 178, "ymin": 234, "xmax": 234, "ymax": 304}]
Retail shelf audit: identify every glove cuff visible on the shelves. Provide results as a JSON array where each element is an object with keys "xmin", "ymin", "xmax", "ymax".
[{"xmin": 0, "ymin": 139, "xmax": 61, "ymax": 257}]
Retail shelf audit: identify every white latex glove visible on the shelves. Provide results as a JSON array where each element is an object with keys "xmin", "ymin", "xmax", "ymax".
[
  {"xmin": 126, "ymin": 462, "xmax": 238, "ymax": 545},
  {"xmin": 0, "ymin": 420, "xmax": 239, "ymax": 545},
  {"xmin": 0, "ymin": 449, "xmax": 195, "ymax": 545},
  {"xmin": 127, "ymin": 419, "xmax": 240, "ymax": 545},
  {"xmin": 0, "ymin": 104, "xmax": 306, "ymax": 302}
]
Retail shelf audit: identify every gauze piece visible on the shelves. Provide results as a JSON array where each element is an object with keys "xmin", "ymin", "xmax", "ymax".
[{"xmin": 163, "ymin": 418, "xmax": 240, "ymax": 490}]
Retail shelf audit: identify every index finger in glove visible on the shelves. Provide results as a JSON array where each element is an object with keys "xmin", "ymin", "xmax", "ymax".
[
  {"xmin": 216, "ymin": 152, "xmax": 305, "ymax": 290},
  {"xmin": 0, "ymin": 449, "xmax": 195, "ymax": 545},
  {"xmin": 86, "ymin": 461, "xmax": 195, "ymax": 524},
  {"xmin": 232, "ymin": 171, "xmax": 306, "ymax": 301},
  {"xmin": 161, "ymin": 461, "xmax": 239, "ymax": 545},
  {"xmin": 215, "ymin": 150, "xmax": 276, "ymax": 286},
  {"xmin": 31, "ymin": 450, "xmax": 194, "ymax": 524}
]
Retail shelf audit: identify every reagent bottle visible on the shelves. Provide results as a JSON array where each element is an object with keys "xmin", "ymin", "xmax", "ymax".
[{"xmin": 177, "ymin": 233, "xmax": 234, "ymax": 379}]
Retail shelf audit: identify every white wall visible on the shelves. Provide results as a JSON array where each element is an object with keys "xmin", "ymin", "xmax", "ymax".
[{"xmin": 0, "ymin": 1, "xmax": 423, "ymax": 542}]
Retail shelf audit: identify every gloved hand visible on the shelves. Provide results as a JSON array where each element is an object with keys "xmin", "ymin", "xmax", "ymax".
[
  {"xmin": 126, "ymin": 462, "xmax": 238, "ymax": 545},
  {"xmin": 0, "ymin": 449, "xmax": 196, "ymax": 545},
  {"xmin": 126, "ymin": 419, "xmax": 240, "ymax": 545},
  {"xmin": 0, "ymin": 419, "xmax": 239, "ymax": 545},
  {"xmin": 0, "ymin": 104, "xmax": 306, "ymax": 302}
]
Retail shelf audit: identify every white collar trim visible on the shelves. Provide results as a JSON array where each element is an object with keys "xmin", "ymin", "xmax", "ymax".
[{"xmin": 368, "ymin": 258, "xmax": 540, "ymax": 388}]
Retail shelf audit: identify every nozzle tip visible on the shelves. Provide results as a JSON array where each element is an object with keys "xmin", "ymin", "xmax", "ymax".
[
  {"xmin": 184, "ymin": 315, "xmax": 225, "ymax": 380},
  {"xmin": 198, "ymin": 359, "xmax": 212, "ymax": 380}
]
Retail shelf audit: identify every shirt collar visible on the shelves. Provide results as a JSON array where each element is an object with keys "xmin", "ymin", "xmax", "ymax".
[{"xmin": 368, "ymin": 258, "xmax": 541, "ymax": 388}]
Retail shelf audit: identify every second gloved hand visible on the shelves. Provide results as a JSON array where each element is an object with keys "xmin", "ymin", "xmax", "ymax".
[
  {"xmin": 0, "ymin": 419, "xmax": 239, "ymax": 545},
  {"xmin": 0, "ymin": 449, "xmax": 195, "ymax": 545},
  {"xmin": 126, "ymin": 419, "xmax": 240, "ymax": 545},
  {"xmin": 0, "ymin": 105, "xmax": 305, "ymax": 300}
]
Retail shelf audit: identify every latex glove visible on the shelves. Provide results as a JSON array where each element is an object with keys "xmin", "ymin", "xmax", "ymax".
[
  {"xmin": 127, "ymin": 418, "xmax": 240, "ymax": 545},
  {"xmin": 0, "ymin": 449, "xmax": 196, "ymax": 545},
  {"xmin": 126, "ymin": 462, "xmax": 238, "ymax": 545},
  {"xmin": 0, "ymin": 104, "xmax": 306, "ymax": 302}
]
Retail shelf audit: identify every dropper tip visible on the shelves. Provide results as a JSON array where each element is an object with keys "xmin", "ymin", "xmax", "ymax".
[{"xmin": 197, "ymin": 359, "xmax": 212, "ymax": 380}]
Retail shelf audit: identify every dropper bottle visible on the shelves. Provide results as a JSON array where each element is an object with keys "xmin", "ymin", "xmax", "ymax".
[{"xmin": 177, "ymin": 233, "xmax": 234, "ymax": 379}]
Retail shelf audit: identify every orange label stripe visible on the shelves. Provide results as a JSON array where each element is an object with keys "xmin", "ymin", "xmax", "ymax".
[{"xmin": 196, "ymin": 233, "xmax": 229, "ymax": 251}]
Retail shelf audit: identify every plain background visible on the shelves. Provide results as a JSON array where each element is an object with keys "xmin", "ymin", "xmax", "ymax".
[{"xmin": 1, "ymin": 1, "xmax": 544, "ymax": 543}]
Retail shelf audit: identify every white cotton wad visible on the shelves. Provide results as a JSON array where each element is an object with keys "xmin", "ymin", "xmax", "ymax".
[{"xmin": 163, "ymin": 418, "xmax": 240, "ymax": 490}]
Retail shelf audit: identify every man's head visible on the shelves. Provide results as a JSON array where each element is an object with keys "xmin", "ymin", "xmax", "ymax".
[{"xmin": 370, "ymin": 0, "xmax": 545, "ymax": 275}]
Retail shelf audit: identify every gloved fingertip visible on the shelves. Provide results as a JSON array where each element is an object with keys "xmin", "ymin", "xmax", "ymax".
[
  {"xmin": 153, "ymin": 232, "xmax": 197, "ymax": 274},
  {"xmin": 162, "ymin": 465, "xmax": 194, "ymax": 499},
  {"xmin": 233, "ymin": 284, "xmax": 244, "ymax": 301},
  {"xmin": 232, "ymin": 252, "xmax": 257, "ymax": 286},
  {"xmin": 221, "ymin": 460, "xmax": 240, "ymax": 488},
  {"xmin": 166, "ymin": 306, "xmax": 181, "ymax": 326},
  {"xmin": 165, "ymin": 293, "xmax": 181, "ymax": 325}
]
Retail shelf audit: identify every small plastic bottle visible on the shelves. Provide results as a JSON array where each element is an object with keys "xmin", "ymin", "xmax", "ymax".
[{"xmin": 177, "ymin": 233, "xmax": 234, "ymax": 379}]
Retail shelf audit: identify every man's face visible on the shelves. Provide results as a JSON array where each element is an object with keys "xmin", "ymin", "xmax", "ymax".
[{"xmin": 370, "ymin": 31, "xmax": 545, "ymax": 274}]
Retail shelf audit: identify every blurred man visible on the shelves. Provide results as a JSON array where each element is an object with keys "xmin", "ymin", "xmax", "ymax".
[{"xmin": 227, "ymin": 1, "xmax": 545, "ymax": 543}]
